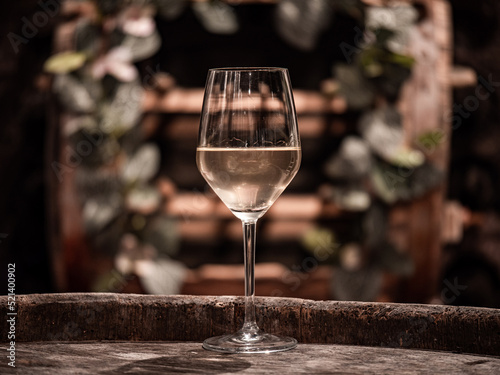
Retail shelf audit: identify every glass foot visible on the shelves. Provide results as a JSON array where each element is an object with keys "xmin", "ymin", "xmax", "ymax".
[{"xmin": 203, "ymin": 329, "xmax": 297, "ymax": 354}]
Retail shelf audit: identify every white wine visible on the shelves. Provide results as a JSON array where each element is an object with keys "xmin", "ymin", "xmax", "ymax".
[{"xmin": 197, "ymin": 147, "xmax": 301, "ymax": 221}]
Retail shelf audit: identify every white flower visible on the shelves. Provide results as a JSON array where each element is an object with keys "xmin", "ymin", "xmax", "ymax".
[
  {"xmin": 91, "ymin": 46, "xmax": 138, "ymax": 82},
  {"xmin": 119, "ymin": 5, "xmax": 156, "ymax": 37}
]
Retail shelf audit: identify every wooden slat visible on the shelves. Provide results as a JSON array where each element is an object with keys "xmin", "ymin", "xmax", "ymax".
[
  {"xmin": 449, "ymin": 66, "xmax": 477, "ymax": 88},
  {"xmin": 166, "ymin": 193, "xmax": 340, "ymax": 220},
  {"xmin": 178, "ymin": 219, "xmax": 315, "ymax": 241},
  {"xmin": 166, "ymin": 192, "xmax": 342, "ymax": 241},
  {"xmin": 163, "ymin": 114, "xmax": 332, "ymax": 139},
  {"xmin": 142, "ymin": 89, "xmax": 347, "ymax": 115},
  {"xmin": 182, "ymin": 263, "xmax": 332, "ymax": 299}
]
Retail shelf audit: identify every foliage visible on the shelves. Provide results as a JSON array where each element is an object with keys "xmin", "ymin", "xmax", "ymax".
[
  {"xmin": 47, "ymin": 1, "xmax": 176, "ymax": 278},
  {"xmin": 310, "ymin": 3, "xmax": 443, "ymax": 300}
]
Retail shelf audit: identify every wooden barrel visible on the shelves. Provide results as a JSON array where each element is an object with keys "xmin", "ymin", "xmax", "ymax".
[
  {"xmin": 3, "ymin": 293, "xmax": 499, "ymax": 353},
  {"xmin": 1, "ymin": 293, "xmax": 499, "ymax": 374}
]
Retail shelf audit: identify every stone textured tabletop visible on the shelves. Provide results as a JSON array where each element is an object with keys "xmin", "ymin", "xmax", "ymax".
[{"xmin": 3, "ymin": 341, "xmax": 499, "ymax": 374}]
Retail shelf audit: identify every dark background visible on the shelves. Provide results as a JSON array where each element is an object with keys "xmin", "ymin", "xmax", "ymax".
[{"xmin": 1, "ymin": 0, "xmax": 499, "ymax": 307}]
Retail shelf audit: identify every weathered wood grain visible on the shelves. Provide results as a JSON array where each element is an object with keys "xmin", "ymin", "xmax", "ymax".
[
  {"xmin": 1, "ymin": 342, "xmax": 499, "ymax": 374},
  {"xmin": 1, "ymin": 294, "xmax": 499, "ymax": 356}
]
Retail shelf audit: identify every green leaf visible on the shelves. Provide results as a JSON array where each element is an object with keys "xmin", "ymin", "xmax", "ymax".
[
  {"xmin": 96, "ymin": 0, "xmax": 122, "ymax": 15},
  {"xmin": 370, "ymin": 160, "xmax": 443, "ymax": 204},
  {"xmin": 385, "ymin": 51, "xmax": 415, "ymax": 68},
  {"xmin": 125, "ymin": 185, "xmax": 162, "ymax": 215},
  {"xmin": 75, "ymin": 21, "xmax": 100, "ymax": 55},
  {"xmin": 122, "ymin": 144, "xmax": 161, "ymax": 184},
  {"xmin": 75, "ymin": 168, "xmax": 123, "ymax": 203},
  {"xmin": 374, "ymin": 28, "xmax": 395, "ymax": 46},
  {"xmin": 358, "ymin": 106, "xmax": 404, "ymax": 161},
  {"xmin": 333, "ymin": 64, "xmax": 375, "ymax": 110},
  {"xmin": 363, "ymin": 62, "xmax": 384, "ymax": 78},
  {"xmin": 369, "ymin": 63, "xmax": 412, "ymax": 100},
  {"xmin": 333, "ymin": 266, "xmax": 382, "ymax": 301},
  {"xmin": 417, "ymin": 130, "xmax": 446, "ymax": 152},
  {"xmin": 143, "ymin": 216, "xmax": 180, "ymax": 257},
  {"xmin": 375, "ymin": 242, "xmax": 414, "ymax": 276},
  {"xmin": 121, "ymin": 32, "xmax": 162, "ymax": 63},
  {"xmin": 360, "ymin": 47, "xmax": 415, "ymax": 70},
  {"xmin": 99, "ymin": 79, "xmax": 143, "ymax": 136},
  {"xmin": 365, "ymin": 5, "xmax": 418, "ymax": 53},
  {"xmin": 361, "ymin": 202, "xmax": 388, "ymax": 249},
  {"xmin": 82, "ymin": 193, "xmax": 123, "ymax": 234},
  {"xmin": 135, "ymin": 258, "xmax": 187, "ymax": 295},
  {"xmin": 324, "ymin": 136, "xmax": 372, "ymax": 180},
  {"xmin": 275, "ymin": 0, "xmax": 334, "ymax": 51},
  {"xmin": 389, "ymin": 148, "xmax": 425, "ymax": 168},
  {"xmin": 302, "ymin": 227, "xmax": 339, "ymax": 263},
  {"xmin": 155, "ymin": 0, "xmax": 187, "ymax": 20},
  {"xmin": 370, "ymin": 162, "xmax": 404, "ymax": 204},
  {"xmin": 44, "ymin": 51, "xmax": 87, "ymax": 74},
  {"xmin": 192, "ymin": 0, "xmax": 239, "ymax": 35},
  {"xmin": 53, "ymin": 74, "xmax": 96, "ymax": 113},
  {"xmin": 407, "ymin": 162, "xmax": 444, "ymax": 198},
  {"xmin": 333, "ymin": 0, "xmax": 365, "ymax": 22}
]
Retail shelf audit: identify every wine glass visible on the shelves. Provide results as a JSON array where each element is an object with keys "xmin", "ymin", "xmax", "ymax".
[{"xmin": 196, "ymin": 67, "xmax": 301, "ymax": 353}]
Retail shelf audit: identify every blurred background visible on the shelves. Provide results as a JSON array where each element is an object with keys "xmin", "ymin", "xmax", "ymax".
[{"xmin": 1, "ymin": 0, "xmax": 499, "ymax": 308}]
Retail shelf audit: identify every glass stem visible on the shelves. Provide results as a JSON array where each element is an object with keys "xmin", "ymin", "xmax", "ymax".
[{"xmin": 242, "ymin": 219, "xmax": 259, "ymax": 334}]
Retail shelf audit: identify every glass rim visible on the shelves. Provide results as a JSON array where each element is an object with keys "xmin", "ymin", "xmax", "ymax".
[{"xmin": 208, "ymin": 67, "xmax": 288, "ymax": 73}]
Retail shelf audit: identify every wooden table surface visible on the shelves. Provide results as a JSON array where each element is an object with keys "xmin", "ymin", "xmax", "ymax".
[{"xmin": 4, "ymin": 341, "xmax": 499, "ymax": 374}]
